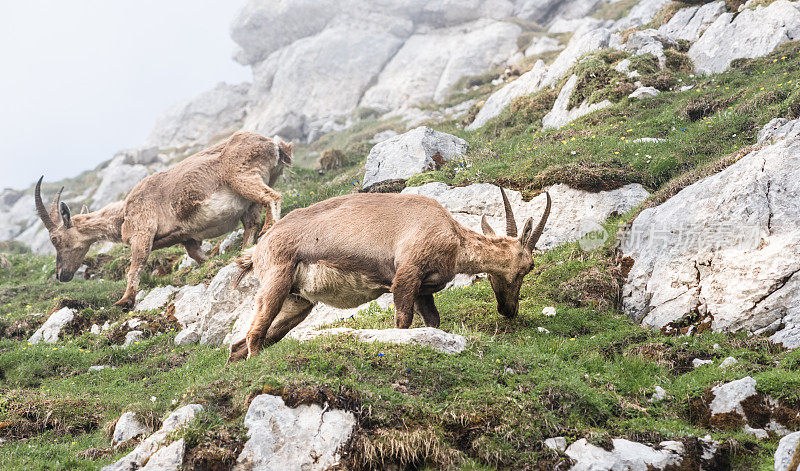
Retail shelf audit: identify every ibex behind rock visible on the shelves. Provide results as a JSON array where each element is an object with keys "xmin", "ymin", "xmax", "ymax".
[
  {"xmin": 229, "ymin": 187, "xmax": 550, "ymax": 361},
  {"xmin": 36, "ymin": 131, "xmax": 292, "ymax": 308}
]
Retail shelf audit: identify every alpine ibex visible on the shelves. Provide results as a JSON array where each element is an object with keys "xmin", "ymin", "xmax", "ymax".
[
  {"xmin": 35, "ymin": 131, "xmax": 292, "ymax": 309},
  {"xmin": 229, "ymin": 187, "xmax": 551, "ymax": 361}
]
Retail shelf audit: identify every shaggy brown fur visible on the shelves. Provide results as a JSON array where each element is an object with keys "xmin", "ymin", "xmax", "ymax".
[
  {"xmin": 35, "ymin": 131, "xmax": 292, "ymax": 308},
  {"xmin": 229, "ymin": 188, "xmax": 550, "ymax": 362}
]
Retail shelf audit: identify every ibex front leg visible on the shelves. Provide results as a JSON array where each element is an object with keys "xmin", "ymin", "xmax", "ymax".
[
  {"xmin": 115, "ymin": 229, "xmax": 155, "ymax": 309},
  {"xmin": 227, "ymin": 173, "xmax": 282, "ymax": 237},
  {"xmin": 392, "ymin": 265, "xmax": 422, "ymax": 329}
]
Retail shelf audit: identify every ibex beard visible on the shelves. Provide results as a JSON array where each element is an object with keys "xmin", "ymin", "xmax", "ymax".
[
  {"xmin": 35, "ymin": 131, "xmax": 292, "ymax": 309},
  {"xmin": 229, "ymin": 187, "xmax": 551, "ymax": 362}
]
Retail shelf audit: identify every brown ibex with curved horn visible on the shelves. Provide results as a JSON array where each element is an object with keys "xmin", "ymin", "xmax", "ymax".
[
  {"xmin": 35, "ymin": 131, "xmax": 292, "ymax": 309},
  {"xmin": 229, "ymin": 187, "xmax": 551, "ymax": 362}
]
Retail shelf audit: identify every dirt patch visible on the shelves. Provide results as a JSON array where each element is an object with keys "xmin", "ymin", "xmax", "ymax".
[{"xmin": 0, "ymin": 390, "xmax": 102, "ymax": 440}]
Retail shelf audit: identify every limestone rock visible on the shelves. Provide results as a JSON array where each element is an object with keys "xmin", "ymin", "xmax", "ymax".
[
  {"xmin": 135, "ymin": 286, "xmax": 179, "ymax": 312},
  {"xmin": 630, "ymin": 86, "xmax": 661, "ymax": 99},
  {"xmin": 515, "ymin": 0, "xmax": 605, "ymax": 26},
  {"xmin": 719, "ymin": 356, "xmax": 738, "ymax": 369},
  {"xmin": 621, "ymin": 118, "xmax": 800, "ymax": 347},
  {"xmin": 688, "ymin": 1, "xmax": 800, "ymax": 75},
  {"xmin": 139, "ymin": 438, "xmax": 185, "ymax": 471},
  {"xmin": 148, "ymin": 82, "xmax": 250, "ymax": 149},
  {"xmin": 613, "ymin": 0, "xmax": 672, "ymax": 31},
  {"xmin": 543, "ymin": 74, "xmax": 612, "ymax": 129},
  {"xmin": 622, "ymin": 29, "xmax": 677, "ymax": 68},
  {"xmin": 362, "ymin": 126, "xmax": 467, "ymax": 190},
  {"xmin": 658, "ymin": 1, "xmax": 726, "ymax": 42},
  {"xmin": 296, "ymin": 327, "xmax": 468, "ymax": 354},
  {"xmin": 525, "ymin": 36, "xmax": 563, "ymax": 57},
  {"xmin": 542, "ymin": 28, "xmax": 615, "ymax": 89},
  {"xmin": 28, "ymin": 307, "xmax": 75, "ymax": 344},
  {"xmin": 709, "ymin": 376, "xmax": 758, "ymax": 417},
  {"xmin": 566, "ymin": 438, "xmax": 684, "ymax": 470},
  {"xmin": 91, "ymin": 160, "xmax": 148, "ymax": 208},
  {"xmin": 548, "ymin": 17, "xmax": 609, "ymax": 34},
  {"xmin": 111, "ymin": 412, "xmax": 151, "ymax": 448},
  {"xmin": 102, "ymin": 404, "xmax": 202, "ymax": 471},
  {"xmin": 219, "ymin": 229, "xmax": 244, "ymax": 255},
  {"xmin": 402, "ymin": 181, "xmax": 649, "ymax": 250},
  {"xmin": 775, "ymin": 431, "xmax": 800, "ymax": 471},
  {"xmin": 233, "ymin": 394, "xmax": 356, "ymax": 471},
  {"xmin": 544, "ymin": 436, "xmax": 567, "ymax": 451},
  {"xmin": 758, "ymin": 118, "xmax": 800, "ymax": 145},
  {"xmin": 467, "ymin": 60, "xmax": 548, "ymax": 130}
]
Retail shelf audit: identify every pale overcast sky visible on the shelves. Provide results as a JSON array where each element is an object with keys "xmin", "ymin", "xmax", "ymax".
[{"xmin": 0, "ymin": 0, "xmax": 250, "ymax": 190}]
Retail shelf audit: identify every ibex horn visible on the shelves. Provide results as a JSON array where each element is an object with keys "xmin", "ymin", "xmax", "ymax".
[
  {"xmin": 35, "ymin": 176, "xmax": 56, "ymax": 231},
  {"xmin": 525, "ymin": 192, "xmax": 551, "ymax": 251},
  {"xmin": 500, "ymin": 187, "xmax": 517, "ymax": 237}
]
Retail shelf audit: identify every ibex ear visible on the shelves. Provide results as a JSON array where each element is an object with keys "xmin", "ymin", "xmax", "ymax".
[
  {"xmin": 60, "ymin": 202, "xmax": 73, "ymax": 229},
  {"xmin": 480, "ymin": 215, "xmax": 495, "ymax": 236},
  {"xmin": 519, "ymin": 218, "xmax": 534, "ymax": 249},
  {"xmin": 80, "ymin": 204, "xmax": 89, "ymax": 214}
]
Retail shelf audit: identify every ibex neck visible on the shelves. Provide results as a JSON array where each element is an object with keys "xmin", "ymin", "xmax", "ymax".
[
  {"xmin": 73, "ymin": 202, "xmax": 124, "ymax": 244},
  {"xmin": 455, "ymin": 230, "xmax": 518, "ymax": 275}
]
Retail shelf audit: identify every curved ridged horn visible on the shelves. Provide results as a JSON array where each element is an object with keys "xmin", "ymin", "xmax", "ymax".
[
  {"xmin": 49, "ymin": 186, "xmax": 64, "ymax": 225},
  {"xmin": 500, "ymin": 187, "xmax": 517, "ymax": 237},
  {"xmin": 35, "ymin": 176, "xmax": 56, "ymax": 231},
  {"xmin": 525, "ymin": 192, "xmax": 551, "ymax": 251}
]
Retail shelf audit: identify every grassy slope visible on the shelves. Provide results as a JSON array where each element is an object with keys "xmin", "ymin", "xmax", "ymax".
[{"xmin": 1, "ymin": 39, "xmax": 799, "ymax": 471}]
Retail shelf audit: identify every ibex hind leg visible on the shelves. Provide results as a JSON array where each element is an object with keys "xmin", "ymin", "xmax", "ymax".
[
  {"xmin": 240, "ymin": 204, "xmax": 261, "ymax": 248},
  {"xmin": 392, "ymin": 265, "xmax": 422, "ymax": 329},
  {"xmin": 264, "ymin": 295, "xmax": 313, "ymax": 344}
]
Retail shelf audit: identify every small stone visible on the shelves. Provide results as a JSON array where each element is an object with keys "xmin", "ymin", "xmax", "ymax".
[
  {"xmin": 544, "ymin": 436, "xmax": 567, "ymax": 452},
  {"xmin": 650, "ymin": 386, "xmax": 668, "ymax": 402},
  {"xmin": 28, "ymin": 307, "xmax": 75, "ymax": 344},
  {"xmin": 90, "ymin": 324, "xmax": 101, "ymax": 335},
  {"xmin": 537, "ymin": 327, "xmax": 550, "ymax": 334},
  {"xmin": 120, "ymin": 331, "xmax": 144, "ymax": 348},
  {"xmin": 744, "ymin": 424, "xmax": 768, "ymax": 440},
  {"xmin": 629, "ymin": 86, "xmax": 660, "ymax": 99},
  {"xmin": 692, "ymin": 358, "xmax": 713, "ymax": 368},
  {"xmin": 542, "ymin": 306, "xmax": 557, "ymax": 317},
  {"xmin": 719, "ymin": 356, "xmax": 738, "ymax": 369},
  {"xmin": 112, "ymin": 412, "xmax": 151, "ymax": 448}
]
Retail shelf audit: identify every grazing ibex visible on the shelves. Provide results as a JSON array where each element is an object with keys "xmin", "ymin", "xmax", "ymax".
[
  {"xmin": 35, "ymin": 131, "xmax": 292, "ymax": 308},
  {"xmin": 229, "ymin": 187, "xmax": 551, "ymax": 361}
]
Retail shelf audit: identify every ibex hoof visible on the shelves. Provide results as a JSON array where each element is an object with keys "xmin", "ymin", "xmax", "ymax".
[
  {"xmin": 113, "ymin": 298, "xmax": 135, "ymax": 311},
  {"xmin": 228, "ymin": 339, "xmax": 249, "ymax": 363}
]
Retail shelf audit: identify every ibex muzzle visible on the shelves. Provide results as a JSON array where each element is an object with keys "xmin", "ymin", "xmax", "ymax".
[{"xmin": 230, "ymin": 187, "xmax": 551, "ymax": 362}]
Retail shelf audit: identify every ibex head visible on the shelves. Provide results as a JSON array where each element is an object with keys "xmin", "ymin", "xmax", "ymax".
[
  {"xmin": 480, "ymin": 188, "xmax": 551, "ymax": 318},
  {"xmin": 35, "ymin": 177, "xmax": 92, "ymax": 282}
]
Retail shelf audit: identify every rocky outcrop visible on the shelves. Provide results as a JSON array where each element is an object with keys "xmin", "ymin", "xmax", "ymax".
[
  {"xmin": 233, "ymin": 394, "xmax": 356, "ymax": 471},
  {"xmin": 148, "ymin": 82, "xmax": 251, "ymax": 149},
  {"xmin": 402, "ymin": 182, "xmax": 650, "ymax": 250},
  {"xmin": 295, "ymin": 327, "xmax": 468, "ymax": 354},
  {"xmin": 111, "ymin": 412, "xmax": 151, "ymax": 448},
  {"xmin": 135, "ymin": 286, "xmax": 179, "ymax": 312},
  {"xmin": 621, "ymin": 29, "xmax": 676, "ymax": 68},
  {"xmin": 28, "ymin": 307, "xmax": 75, "ymax": 344},
  {"xmin": 362, "ymin": 127, "xmax": 468, "ymax": 190},
  {"xmin": 612, "ymin": 0, "xmax": 671, "ymax": 31},
  {"xmin": 775, "ymin": 431, "xmax": 800, "ymax": 471},
  {"xmin": 467, "ymin": 60, "xmax": 548, "ymax": 130},
  {"xmin": 139, "ymin": 438, "xmax": 185, "ymax": 471},
  {"xmin": 657, "ymin": 1, "xmax": 726, "ymax": 43},
  {"xmin": 91, "ymin": 159, "xmax": 149, "ymax": 209},
  {"xmin": 102, "ymin": 404, "xmax": 202, "ymax": 471},
  {"xmin": 688, "ymin": 1, "xmax": 800, "ymax": 75},
  {"xmin": 621, "ymin": 118, "xmax": 800, "ymax": 348},
  {"xmin": 566, "ymin": 438, "xmax": 684, "ymax": 470},
  {"xmin": 542, "ymin": 74, "xmax": 612, "ymax": 129},
  {"xmin": 524, "ymin": 36, "xmax": 563, "ymax": 57}
]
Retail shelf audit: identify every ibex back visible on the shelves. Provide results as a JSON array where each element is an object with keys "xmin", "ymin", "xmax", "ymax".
[
  {"xmin": 35, "ymin": 131, "xmax": 292, "ymax": 308},
  {"xmin": 229, "ymin": 187, "xmax": 550, "ymax": 361}
]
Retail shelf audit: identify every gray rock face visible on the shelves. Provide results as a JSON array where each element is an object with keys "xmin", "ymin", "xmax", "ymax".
[
  {"xmin": 542, "ymin": 28, "xmax": 615, "ymax": 89},
  {"xmin": 658, "ymin": 1, "xmax": 726, "ymax": 42},
  {"xmin": 111, "ymin": 412, "xmax": 151, "ymax": 448},
  {"xmin": 91, "ymin": 160, "xmax": 148, "ymax": 208},
  {"xmin": 362, "ymin": 126, "xmax": 468, "ymax": 190},
  {"xmin": 233, "ymin": 394, "xmax": 356, "ymax": 471},
  {"xmin": 622, "ymin": 29, "xmax": 677, "ymax": 68},
  {"xmin": 467, "ymin": 60, "xmax": 548, "ymax": 130},
  {"xmin": 134, "ymin": 286, "xmax": 179, "ymax": 312},
  {"xmin": 403, "ymin": 182, "xmax": 650, "ymax": 250},
  {"xmin": 139, "ymin": 438, "xmax": 185, "ymax": 471},
  {"xmin": 148, "ymin": 82, "xmax": 250, "ymax": 149},
  {"xmin": 525, "ymin": 36, "xmax": 563, "ymax": 57},
  {"xmin": 516, "ymin": 0, "xmax": 604, "ymax": 26},
  {"xmin": 102, "ymin": 404, "xmax": 202, "ymax": 471},
  {"xmin": 688, "ymin": 1, "xmax": 800, "ymax": 75},
  {"xmin": 548, "ymin": 17, "xmax": 610, "ymax": 34},
  {"xmin": 709, "ymin": 376, "xmax": 758, "ymax": 417},
  {"xmin": 621, "ymin": 118, "xmax": 800, "ymax": 347},
  {"xmin": 360, "ymin": 19, "xmax": 521, "ymax": 112},
  {"xmin": 542, "ymin": 74, "xmax": 612, "ymax": 129},
  {"xmin": 29, "ymin": 307, "xmax": 75, "ymax": 344},
  {"xmin": 566, "ymin": 438, "xmax": 684, "ymax": 470},
  {"xmin": 295, "ymin": 327, "xmax": 468, "ymax": 354},
  {"xmin": 613, "ymin": 0, "xmax": 671, "ymax": 31},
  {"xmin": 775, "ymin": 431, "xmax": 800, "ymax": 471}
]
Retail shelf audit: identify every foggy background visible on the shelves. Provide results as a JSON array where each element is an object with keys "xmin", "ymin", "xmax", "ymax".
[{"xmin": 0, "ymin": 0, "xmax": 249, "ymax": 190}]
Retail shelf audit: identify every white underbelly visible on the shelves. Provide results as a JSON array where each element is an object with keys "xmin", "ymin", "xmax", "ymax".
[
  {"xmin": 293, "ymin": 262, "xmax": 389, "ymax": 308},
  {"xmin": 189, "ymin": 187, "xmax": 250, "ymax": 240}
]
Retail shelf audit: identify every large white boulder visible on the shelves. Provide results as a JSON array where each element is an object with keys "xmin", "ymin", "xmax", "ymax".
[
  {"xmin": 28, "ymin": 307, "xmax": 75, "ymax": 344},
  {"xmin": 621, "ymin": 118, "xmax": 800, "ymax": 347},
  {"xmin": 775, "ymin": 431, "xmax": 800, "ymax": 471},
  {"xmin": 111, "ymin": 412, "xmax": 151, "ymax": 448},
  {"xmin": 102, "ymin": 404, "xmax": 202, "ymax": 471},
  {"xmin": 139, "ymin": 438, "xmax": 185, "ymax": 471},
  {"xmin": 402, "ymin": 182, "xmax": 650, "ymax": 250},
  {"xmin": 566, "ymin": 438, "xmax": 684, "ymax": 470},
  {"xmin": 688, "ymin": 1, "xmax": 800, "ymax": 75},
  {"xmin": 233, "ymin": 394, "xmax": 356, "ymax": 471},
  {"xmin": 362, "ymin": 126, "xmax": 468, "ymax": 190},
  {"xmin": 658, "ymin": 1, "xmax": 726, "ymax": 43},
  {"xmin": 360, "ymin": 19, "xmax": 521, "ymax": 111},
  {"xmin": 467, "ymin": 60, "xmax": 548, "ymax": 130},
  {"xmin": 542, "ymin": 74, "xmax": 612, "ymax": 130},
  {"xmin": 148, "ymin": 82, "xmax": 250, "ymax": 149},
  {"xmin": 295, "ymin": 327, "xmax": 468, "ymax": 354}
]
